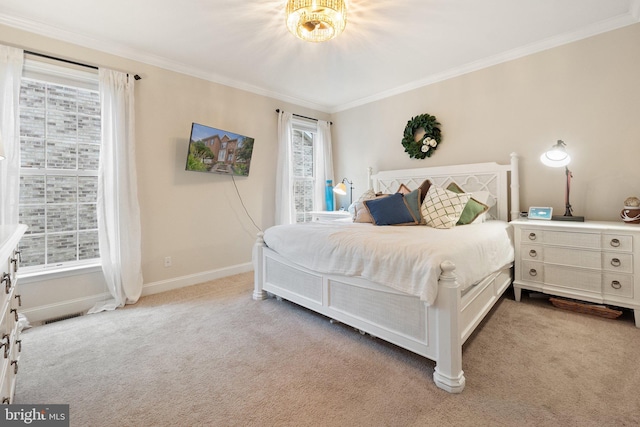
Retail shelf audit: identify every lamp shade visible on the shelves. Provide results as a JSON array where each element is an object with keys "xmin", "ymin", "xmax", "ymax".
[
  {"xmin": 333, "ymin": 182, "xmax": 347, "ymax": 195},
  {"xmin": 286, "ymin": 0, "xmax": 347, "ymax": 43},
  {"xmin": 540, "ymin": 140, "xmax": 571, "ymax": 167}
]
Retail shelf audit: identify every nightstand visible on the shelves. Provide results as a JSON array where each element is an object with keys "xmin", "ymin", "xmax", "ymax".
[
  {"xmin": 310, "ymin": 211, "xmax": 351, "ymax": 222},
  {"xmin": 510, "ymin": 219, "xmax": 640, "ymax": 327}
]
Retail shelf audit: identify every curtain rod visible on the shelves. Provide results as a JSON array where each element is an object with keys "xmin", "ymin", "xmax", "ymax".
[
  {"xmin": 25, "ymin": 50, "xmax": 142, "ymax": 80},
  {"xmin": 275, "ymin": 109, "xmax": 332, "ymax": 125}
]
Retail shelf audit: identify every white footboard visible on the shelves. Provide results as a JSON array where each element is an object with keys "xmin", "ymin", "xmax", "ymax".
[{"xmin": 253, "ymin": 236, "xmax": 512, "ymax": 393}]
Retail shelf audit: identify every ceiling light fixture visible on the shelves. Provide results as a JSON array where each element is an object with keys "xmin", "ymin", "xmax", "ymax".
[{"xmin": 286, "ymin": 0, "xmax": 347, "ymax": 43}]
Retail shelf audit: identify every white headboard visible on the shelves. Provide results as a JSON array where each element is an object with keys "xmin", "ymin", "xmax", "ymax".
[{"xmin": 369, "ymin": 153, "xmax": 520, "ymax": 222}]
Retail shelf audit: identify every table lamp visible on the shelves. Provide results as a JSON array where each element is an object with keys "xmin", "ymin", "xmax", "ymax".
[
  {"xmin": 333, "ymin": 178, "xmax": 353, "ymax": 209},
  {"xmin": 540, "ymin": 140, "xmax": 584, "ymax": 221}
]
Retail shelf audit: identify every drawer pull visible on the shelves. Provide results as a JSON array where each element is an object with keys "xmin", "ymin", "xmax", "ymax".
[
  {"xmin": 1, "ymin": 398, "xmax": 9, "ymax": 404},
  {"xmin": 529, "ymin": 269, "xmax": 538, "ymax": 277},
  {"xmin": 10, "ymin": 309, "xmax": 17, "ymax": 322},
  {"xmin": 1, "ymin": 273, "xmax": 10, "ymax": 294},
  {"xmin": 610, "ymin": 258, "xmax": 621, "ymax": 267},
  {"xmin": 16, "ymin": 340, "xmax": 21, "ymax": 353},
  {"xmin": 610, "ymin": 238, "xmax": 621, "ymax": 248},
  {"xmin": 611, "ymin": 280, "xmax": 622, "ymax": 290},
  {"xmin": 14, "ymin": 294, "xmax": 21, "ymax": 307},
  {"xmin": 528, "ymin": 232, "xmax": 537, "ymax": 241},
  {"xmin": 1, "ymin": 335, "xmax": 9, "ymax": 359},
  {"xmin": 529, "ymin": 249, "xmax": 538, "ymax": 258},
  {"xmin": 11, "ymin": 360, "xmax": 18, "ymax": 375}
]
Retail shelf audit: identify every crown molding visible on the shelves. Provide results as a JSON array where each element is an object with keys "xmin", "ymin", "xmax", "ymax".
[
  {"xmin": 0, "ymin": 13, "xmax": 331, "ymax": 113},
  {"xmin": 329, "ymin": 9, "xmax": 640, "ymax": 113},
  {"xmin": 1, "ymin": 7, "xmax": 637, "ymax": 115}
]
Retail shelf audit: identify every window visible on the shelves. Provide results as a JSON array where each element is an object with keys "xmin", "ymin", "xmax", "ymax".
[
  {"xmin": 291, "ymin": 119, "xmax": 317, "ymax": 223},
  {"xmin": 18, "ymin": 60, "xmax": 101, "ymax": 271}
]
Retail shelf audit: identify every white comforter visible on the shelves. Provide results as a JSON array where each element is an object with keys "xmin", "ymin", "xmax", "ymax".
[{"xmin": 263, "ymin": 221, "xmax": 514, "ymax": 305}]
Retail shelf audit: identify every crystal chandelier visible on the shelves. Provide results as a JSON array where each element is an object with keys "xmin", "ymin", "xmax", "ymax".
[{"xmin": 286, "ymin": 0, "xmax": 347, "ymax": 43}]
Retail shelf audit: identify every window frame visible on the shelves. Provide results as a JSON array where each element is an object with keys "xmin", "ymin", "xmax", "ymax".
[
  {"xmin": 18, "ymin": 58, "xmax": 102, "ymax": 275},
  {"xmin": 291, "ymin": 117, "xmax": 319, "ymax": 223}
]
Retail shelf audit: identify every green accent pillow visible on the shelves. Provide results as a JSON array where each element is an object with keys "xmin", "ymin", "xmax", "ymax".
[
  {"xmin": 446, "ymin": 183, "xmax": 489, "ymax": 225},
  {"xmin": 403, "ymin": 188, "xmax": 422, "ymax": 224}
]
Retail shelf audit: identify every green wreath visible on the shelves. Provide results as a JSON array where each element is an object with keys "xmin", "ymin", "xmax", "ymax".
[{"xmin": 401, "ymin": 114, "xmax": 442, "ymax": 159}]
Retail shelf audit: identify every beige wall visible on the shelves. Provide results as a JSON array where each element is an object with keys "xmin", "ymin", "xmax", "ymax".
[
  {"xmin": 331, "ymin": 23, "xmax": 640, "ymax": 221},
  {"xmin": 0, "ymin": 24, "xmax": 328, "ymax": 321},
  {"xmin": 3, "ymin": 21, "xmax": 640, "ymax": 320}
]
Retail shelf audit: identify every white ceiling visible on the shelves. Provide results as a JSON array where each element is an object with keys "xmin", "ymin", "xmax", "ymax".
[{"xmin": 0, "ymin": 0, "xmax": 638, "ymax": 113}]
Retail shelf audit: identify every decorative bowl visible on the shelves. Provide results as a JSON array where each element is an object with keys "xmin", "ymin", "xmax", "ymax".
[{"xmin": 620, "ymin": 208, "xmax": 640, "ymax": 224}]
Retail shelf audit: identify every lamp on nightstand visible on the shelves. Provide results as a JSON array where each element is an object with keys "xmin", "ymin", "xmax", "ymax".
[
  {"xmin": 333, "ymin": 178, "xmax": 353, "ymax": 209},
  {"xmin": 540, "ymin": 140, "xmax": 584, "ymax": 222}
]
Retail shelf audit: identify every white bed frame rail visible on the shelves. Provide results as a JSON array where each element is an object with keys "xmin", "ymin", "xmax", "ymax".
[{"xmin": 253, "ymin": 153, "xmax": 519, "ymax": 393}]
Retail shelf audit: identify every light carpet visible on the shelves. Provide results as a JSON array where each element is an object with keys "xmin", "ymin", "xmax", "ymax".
[{"xmin": 15, "ymin": 272, "xmax": 640, "ymax": 426}]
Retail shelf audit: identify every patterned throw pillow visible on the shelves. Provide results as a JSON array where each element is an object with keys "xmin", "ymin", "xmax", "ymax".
[
  {"xmin": 421, "ymin": 185, "xmax": 470, "ymax": 229},
  {"xmin": 446, "ymin": 183, "xmax": 490, "ymax": 225}
]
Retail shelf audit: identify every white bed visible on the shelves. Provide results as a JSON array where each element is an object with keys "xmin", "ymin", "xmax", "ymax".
[{"xmin": 253, "ymin": 153, "xmax": 520, "ymax": 393}]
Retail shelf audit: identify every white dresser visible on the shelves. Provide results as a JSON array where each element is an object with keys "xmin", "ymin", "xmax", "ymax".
[
  {"xmin": 0, "ymin": 224, "xmax": 27, "ymax": 404},
  {"xmin": 511, "ymin": 219, "xmax": 640, "ymax": 327}
]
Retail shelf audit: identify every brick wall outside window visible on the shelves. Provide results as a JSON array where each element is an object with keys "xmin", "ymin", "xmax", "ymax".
[
  {"xmin": 18, "ymin": 78, "xmax": 101, "ymax": 269},
  {"xmin": 291, "ymin": 128, "xmax": 315, "ymax": 223}
]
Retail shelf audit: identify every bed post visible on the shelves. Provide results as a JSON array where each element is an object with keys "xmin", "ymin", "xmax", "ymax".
[
  {"xmin": 252, "ymin": 232, "xmax": 267, "ymax": 300},
  {"xmin": 432, "ymin": 261, "xmax": 465, "ymax": 393},
  {"xmin": 510, "ymin": 152, "xmax": 520, "ymax": 221}
]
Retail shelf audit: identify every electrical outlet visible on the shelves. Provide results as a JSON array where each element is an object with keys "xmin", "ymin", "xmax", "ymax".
[{"xmin": 164, "ymin": 256, "xmax": 172, "ymax": 268}]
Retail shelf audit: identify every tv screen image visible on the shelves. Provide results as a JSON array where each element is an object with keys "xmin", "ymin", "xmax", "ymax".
[{"xmin": 185, "ymin": 122, "xmax": 255, "ymax": 177}]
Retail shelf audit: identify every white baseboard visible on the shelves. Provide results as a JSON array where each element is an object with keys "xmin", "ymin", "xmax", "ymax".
[
  {"xmin": 141, "ymin": 262, "xmax": 253, "ymax": 296},
  {"xmin": 22, "ymin": 263, "xmax": 254, "ymax": 325},
  {"xmin": 21, "ymin": 292, "xmax": 111, "ymax": 325}
]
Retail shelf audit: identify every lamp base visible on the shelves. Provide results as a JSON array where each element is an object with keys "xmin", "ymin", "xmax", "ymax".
[{"xmin": 552, "ymin": 215, "xmax": 585, "ymax": 222}]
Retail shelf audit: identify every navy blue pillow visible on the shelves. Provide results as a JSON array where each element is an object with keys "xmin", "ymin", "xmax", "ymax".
[{"xmin": 364, "ymin": 193, "xmax": 418, "ymax": 226}]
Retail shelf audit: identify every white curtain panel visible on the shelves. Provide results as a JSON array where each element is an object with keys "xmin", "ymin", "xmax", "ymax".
[
  {"xmin": 275, "ymin": 110, "xmax": 295, "ymax": 225},
  {"xmin": 0, "ymin": 45, "xmax": 24, "ymax": 226},
  {"xmin": 89, "ymin": 68, "xmax": 143, "ymax": 313},
  {"xmin": 314, "ymin": 120, "xmax": 334, "ymax": 211}
]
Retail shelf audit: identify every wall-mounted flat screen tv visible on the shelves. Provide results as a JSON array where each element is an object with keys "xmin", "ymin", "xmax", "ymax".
[{"xmin": 185, "ymin": 122, "xmax": 255, "ymax": 177}]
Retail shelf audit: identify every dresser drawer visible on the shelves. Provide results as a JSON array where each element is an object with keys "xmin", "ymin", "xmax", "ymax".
[
  {"xmin": 602, "ymin": 234, "xmax": 632, "ymax": 252},
  {"xmin": 544, "ymin": 230, "xmax": 601, "ymax": 249},
  {"xmin": 602, "ymin": 273, "xmax": 634, "ymax": 299},
  {"xmin": 521, "ymin": 229, "xmax": 543, "ymax": 243},
  {"xmin": 545, "ymin": 265, "xmax": 602, "ymax": 293},
  {"xmin": 544, "ymin": 247, "xmax": 600, "ymax": 269},
  {"xmin": 521, "ymin": 245, "xmax": 542, "ymax": 261},
  {"xmin": 521, "ymin": 260, "xmax": 543, "ymax": 283},
  {"xmin": 602, "ymin": 252, "xmax": 633, "ymax": 274}
]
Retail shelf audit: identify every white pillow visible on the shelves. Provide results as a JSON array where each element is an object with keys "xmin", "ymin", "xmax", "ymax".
[{"xmin": 421, "ymin": 185, "xmax": 470, "ymax": 229}]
